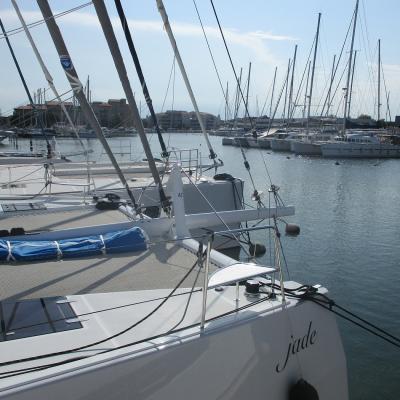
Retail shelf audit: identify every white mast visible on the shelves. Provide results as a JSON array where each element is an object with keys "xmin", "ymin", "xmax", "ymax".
[
  {"xmin": 343, "ymin": 0, "xmax": 359, "ymax": 133},
  {"xmin": 348, "ymin": 50, "xmax": 357, "ymax": 118},
  {"xmin": 377, "ymin": 38, "xmax": 381, "ymax": 123},
  {"xmin": 326, "ymin": 54, "xmax": 336, "ymax": 116},
  {"xmin": 269, "ymin": 66, "xmax": 277, "ymax": 118},
  {"xmin": 306, "ymin": 13, "xmax": 321, "ymax": 135},
  {"xmin": 288, "ymin": 44, "xmax": 298, "ymax": 121},
  {"xmin": 11, "ymin": 0, "xmax": 87, "ymax": 153},
  {"xmin": 156, "ymin": 0, "xmax": 218, "ymax": 163}
]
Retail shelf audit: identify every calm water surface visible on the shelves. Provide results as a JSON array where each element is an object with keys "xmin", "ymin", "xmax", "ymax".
[{"xmin": 8, "ymin": 133, "xmax": 400, "ymax": 399}]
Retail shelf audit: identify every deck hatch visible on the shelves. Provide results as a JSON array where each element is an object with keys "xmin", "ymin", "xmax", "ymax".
[{"xmin": 0, "ymin": 296, "xmax": 82, "ymax": 341}]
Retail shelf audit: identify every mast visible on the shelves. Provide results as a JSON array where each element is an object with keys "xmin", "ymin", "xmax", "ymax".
[
  {"xmin": 377, "ymin": 38, "xmax": 381, "ymax": 123},
  {"xmin": 0, "ymin": 18, "xmax": 51, "ymax": 156},
  {"xmin": 303, "ymin": 61, "xmax": 311, "ymax": 120},
  {"xmin": 12, "ymin": 0, "xmax": 87, "ymax": 153},
  {"xmin": 288, "ymin": 44, "xmax": 298, "ymax": 121},
  {"xmin": 156, "ymin": 0, "xmax": 218, "ymax": 164},
  {"xmin": 348, "ymin": 49, "xmax": 357, "ymax": 118},
  {"xmin": 113, "ymin": 0, "xmax": 168, "ymax": 158},
  {"xmin": 244, "ymin": 62, "xmax": 252, "ymax": 118},
  {"xmin": 269, "ymin": 66, "xmax": 277, "ymax": 118},
  {"xmin": 36, "ymin": 0, "xmax": 139, "ymax": 211},
  {"xmin": 306, "ymin": 12, "xmax": 321, "ymax": 135},
  {"xmin": 225, "ymin": 81, "xmax": 229, "ymax": 121},
  {"xmin": 91, "ymin": 0, "xmax": 169, "ymax": 210},
  {"xmin": 326, "ymin": 54, "xmax": 336, "ymax": 116},
  {"xmin": 282, "ymin": 58, "xmax": 290, "ymax": 123},
  {"xmin": 343, "ymin": 0, "xmax": 359, "ymax": 133},
  {"xmin": 233, "ymin": 68, "xmax": 243, "ymax": 124}
]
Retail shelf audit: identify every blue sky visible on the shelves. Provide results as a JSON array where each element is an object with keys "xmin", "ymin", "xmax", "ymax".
[{"xmin": 1, "ymin": 0, "xmax": 399, "ymax": 121}]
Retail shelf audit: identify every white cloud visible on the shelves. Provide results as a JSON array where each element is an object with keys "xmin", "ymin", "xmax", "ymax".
[{"xmin": 1, "ymin": 8, "xmax": 296, "ymax": 65}]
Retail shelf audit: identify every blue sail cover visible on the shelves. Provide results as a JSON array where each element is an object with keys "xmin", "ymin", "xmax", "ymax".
[{"xmin": 0, "ymin": 227, "xmax": 148, "ymax": 262}]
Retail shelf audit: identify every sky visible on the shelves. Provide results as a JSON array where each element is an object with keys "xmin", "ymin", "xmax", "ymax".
[{"xmin": 0, "ymin": 0, "xmax": 399, "ymax": 121}]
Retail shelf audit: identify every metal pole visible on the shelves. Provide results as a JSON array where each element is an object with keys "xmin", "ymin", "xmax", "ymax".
[
  {"xmin": 377, "ymin": 39, "xmax": 381, "ymax": 123},
  {"xmin": 114, "ymin": 0, "xmax": 168, "ymax": 158},
  {"xmin": 306, "ymin": 13, "xmax": 321, "ymax": 135},
  {"xmin": 200, "ymin": 236, "xmax": 212, "ymax": 330},
  {"xmin": 91, "ymin": 0, "xmax": 170, "ymax": 211},
  {"xmin": 282, "ymin": 58, "xmax": 290, "ymax": 123},
  {"xmin": 269, "ymin": 66, "xmax": 277, "ymax": 118},
  {"xmin": 326, "ymin": 54, "xmax": 336, "ymax": 116},
  {"xmin": 36, "ymin": 0, "xmax": 139, "ymax": 210},
  {"xmin": 348, "ymin": 50, "xmax": 357, "ymax": 119},
  {"xmin": 303, "ymin": 61, "xmax": 311, "ymax": 120},
  {"xmin": 343, "ymin": 0, "xmax": 359, "ymax": 133},
  {"xmin": 244, "ymin": 62, "xmax": 252, "ymax": 118},
  {"xmin": 156, "ymin": 0, "xmax": 218, "ymax": 163},
  {"xmin": 225, "ymin": 81, "xmax": 229, "ymax": 121},
  {"xmin": 288, "ymin": 44, "xmax": 298, "ymax": 122},
  {"xmin": 0, "ymin": 17, "xmax": 51, "ymax": 156},
  {"xmin": 12, "ymin": 0, "xmax": 87, "ymax": 153}
]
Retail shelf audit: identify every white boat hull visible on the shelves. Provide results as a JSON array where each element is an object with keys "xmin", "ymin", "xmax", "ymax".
[
  {"xmin": 270, "ymin": 139, "xmax": 292, "ymax": 152},
  {"xmin": 0, "ymin": 291, "xmax": 348, "ymax": 400},
  {"xmin": 290, "ymin": 140, "xmax": 322, "ymax": 155},
  {"xmin": 321, "ymin": 143, "xmax": 400, "ymax": 158}
]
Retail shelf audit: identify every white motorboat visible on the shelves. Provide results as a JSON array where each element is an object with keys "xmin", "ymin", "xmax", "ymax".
[
  {"xmin": 321, "ymin": 132, "xmax": 400, "ymax": 158},
  {"xmin": 290, "ymin": 129, "xmax": 338, "ymax": 156}
]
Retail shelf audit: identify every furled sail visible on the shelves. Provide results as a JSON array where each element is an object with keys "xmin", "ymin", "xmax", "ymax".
[{"xmin": 0, "ymin": 227, "xmax": 148, "ymax": 262}]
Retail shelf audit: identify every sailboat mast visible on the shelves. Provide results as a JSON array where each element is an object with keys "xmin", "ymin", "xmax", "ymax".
[
  {"xmin": 113, "ymin": 0, "xmax": 168, "ymax": 159},
  {"xmin": 36, "ymin": 0, "xmax": 139, "ymax": 210},
  {"xmin": 303, "ymin": 61, "xmax": 311, "ymax": 119},
  {"xmin": 343, "ymin": 0, "xmax": 359, "ymax": 133},
  {"xmin": 12, "ymin": 0, "xmax": 87, "ymax": 153},
  {"xmin": 244, "ymin": 62, "xmax": 251, "ymax": 118},
  {"xmin": 282, "ymin": 58, "xmax": 290, "ymax": 123},
  {"xmin": 225, "ymin": 81, "xmax": 229, "ymax": 121},
  {"xmin": 156, "ymin": 0, "xmax": 217, "ymax": 163},
  {"xmin": 288, "ymin": 44, "xmax": 298, "ymax": 120},
  {"xmin": 306, "ymin": 13, "xmax": 321, "ymax": 135},
  {"xmin": 326, "ymin": 54, "xmax": 336, "ymax": 116},
  {"xmin": 269, "ymin": 66, "xmax": 277, "ymax": 118},
  {"xmin": 0, "ymin": 18, "xmax": 51, "ymax": 156},
  {"xmin": 234, "ymin": 68, "xmax": 243, "ymax": 122},
  {"xmin": 348, "ymin": 50, "xmax": 357, "ymax": 118},
  {"xmin": 377, "ymin": 38, "xmax": 381, "ymax": 122},
  {"xmin": 92, "ymin": 0, "xmax": 170, "ymax": 210}
]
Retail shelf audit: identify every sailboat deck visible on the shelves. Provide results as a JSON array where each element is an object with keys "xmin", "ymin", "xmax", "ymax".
[
  {"xmin": 0, "ymin": 241, "xmax": 202, "ymax": 301},
  {"xmin": 0, "ymin": 208, "xmax": 131, "ymax": 233}
]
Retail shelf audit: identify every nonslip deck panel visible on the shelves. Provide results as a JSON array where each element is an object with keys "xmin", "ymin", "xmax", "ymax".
[
  {"xmin": 0, "ymin": 209, "xmax": 131, "ymax": 232},
  {"xmin": 0, "ymin": 242, "xmax": 206, "ymax": 302}
]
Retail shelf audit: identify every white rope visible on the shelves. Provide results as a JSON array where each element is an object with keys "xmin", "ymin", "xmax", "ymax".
[
  {"xmin": 99, "ymin": 234, "xmax": 106, "ymax": 254},
  {"xmin": 54, "ymin": 240, "xmax": 62, "ymax": 260},
  {"xmin": 6, "ymin": 241, "xmax": 15, "ymax": 262}
]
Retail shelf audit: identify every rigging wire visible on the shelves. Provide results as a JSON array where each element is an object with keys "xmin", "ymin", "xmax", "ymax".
[
  {"xmin": 209, "ymin": 0, "xmax": 255, "ymax": 131},
  {"xmin": 0, "ymin": 253, "xmax": 202, "ymax": 368},
  {"xmin": 318, "ymin": 11, "xmax": 354, "ymax": 118},
  {"xmin": 0, "ymin": 294, "xmax": 273, "ymax": 378},
  {"xmin": 113, "ymin": 0, "xmax": 169, "ymax": 159},
  {"xmin": 192, "ymin": 0, "xmax": 232, "ymax": 119},
  {"xmin": 0, "ymin": 2, "xmax": 93, "ymax": 40}
]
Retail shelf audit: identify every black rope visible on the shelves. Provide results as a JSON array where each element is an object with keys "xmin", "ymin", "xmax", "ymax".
[
  {"xmin": 0, "ymin": 18, "xmax": 52, "ymax": 157},
  {"xmin": 114, "ymin": 0, "xmax": 168, "ymax": 159},
  {"xmin": 0, "ymin": 256, "xmax": 200, "ymax": 368},
  {"xmin": 0, "ymin": 294, "xmax": 272, "ymax": 378},
  {"xmin": 265, "ymin": 283, "xmax": 400, "ymax": 349},
  {"xmin": 192, "ymin": 0, "xmax": 231, "ymax": 120}
]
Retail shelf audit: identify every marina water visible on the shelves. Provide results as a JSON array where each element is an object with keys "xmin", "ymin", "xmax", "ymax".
[{"xmin": 6, "ymin": 133, "xmax": 400, "ymax": 399}]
